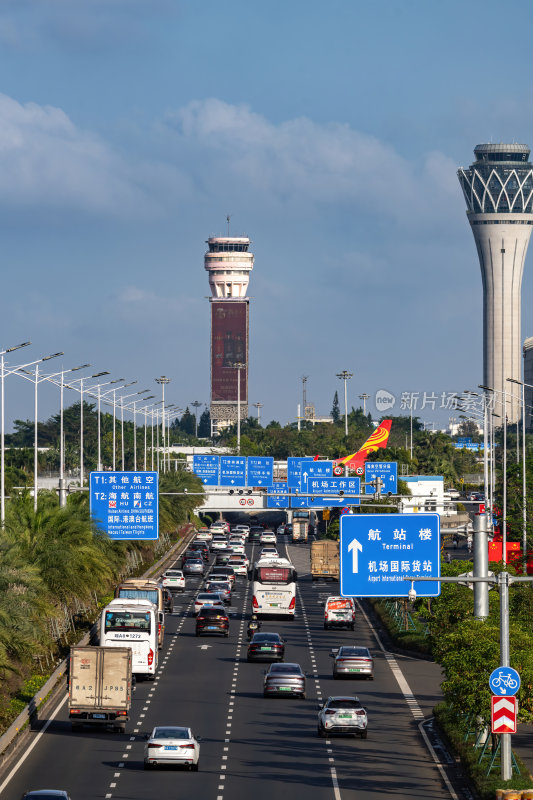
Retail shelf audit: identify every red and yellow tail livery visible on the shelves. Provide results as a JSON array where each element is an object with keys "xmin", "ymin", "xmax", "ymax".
[{"xmin": 334, "ymin": 420, "xmax": 392, "ymax": 475}]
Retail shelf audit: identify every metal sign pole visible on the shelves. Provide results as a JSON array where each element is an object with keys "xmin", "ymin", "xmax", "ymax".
[{"xmin": 499, "ymin": 570, "xmax": 511, "ymax": 780}]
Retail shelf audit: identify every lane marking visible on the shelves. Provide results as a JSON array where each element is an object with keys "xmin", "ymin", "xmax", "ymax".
[{"xmin": 0, "ymin": 694, "xmax": 68, "ymax": 795}]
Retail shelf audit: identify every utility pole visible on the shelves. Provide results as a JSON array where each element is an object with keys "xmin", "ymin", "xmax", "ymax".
[
  {"xmin": 155, "ymin": 377, "xmax": 171, "ymax": 473},
  {"xmin": 233, "ymin": 362, "xmax": 246, "ymax": 454},
  {"xmin": 253, "ymin": 402, "xmax": 263, "ymax": 426},
  {"xmin": 191, "ymin": 400, "xmax": 202, "ymax": 438},
  {"xmin": 336, "ymin": 370, "xmax": 353, "ymax": 437}
]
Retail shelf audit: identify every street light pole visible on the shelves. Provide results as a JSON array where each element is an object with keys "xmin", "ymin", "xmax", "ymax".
[
  {"xmin": 507, "ymin": 376, "xmax": 530, "ymax": 573},
  {"xmin": 0, "ymin": 342, "xmax": 32, "ymax": 522},
  {"xmin": 191, "ymin": 400, "xmax": 202, "ymax": 438},
  {"xmin": 359, "ymin": 393, "xmax": 370, "ymax": 416},
  {"xmin": 94, "ymin": 379, "xmax": 124, "ymax": 471},
  {"xmin": 336, "ymin": 371, "xmax": 353, "ymax": 437},
  {"xmin": 59, "ymin": 364, "xmax": 90, "ymax": 506},
  {"xmin": 232, "ymin": 362, "xmax": 246, "ymax": 454},
  {"xmin": 155, "ymin": 377, "xmax": 171, "ymax": 474},
  {"xmin": 253, "ymin": 402, "xmax": 263, "ymax": 426}
]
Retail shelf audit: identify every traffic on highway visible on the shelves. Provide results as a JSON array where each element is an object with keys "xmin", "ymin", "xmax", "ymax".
[{"xmin": 1, "ymin": 513, "xmax": 453, "ymax": 800}]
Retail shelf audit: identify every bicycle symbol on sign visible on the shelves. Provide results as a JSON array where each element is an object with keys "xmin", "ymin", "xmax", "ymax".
[{"xmin": 489, "ymin": 667, "xmax": 521, "ymax": 696}]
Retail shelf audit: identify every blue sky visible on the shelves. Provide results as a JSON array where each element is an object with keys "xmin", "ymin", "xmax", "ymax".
[{"xmin": 2, "ymin": 0, "xmax": 533, "ymax": 431}]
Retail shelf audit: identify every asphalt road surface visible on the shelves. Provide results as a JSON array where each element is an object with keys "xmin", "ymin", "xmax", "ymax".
[{"xmin": 1, "ymin": 524, "xmax": 454, "ymax": 800}]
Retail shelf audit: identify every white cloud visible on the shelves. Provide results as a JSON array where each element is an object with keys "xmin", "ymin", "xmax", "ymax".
[
  {"xmin": 0, "ymin": 93, "xmax": 158, "ymax": 216},
  {"xmin": 163, "ymin": 98, "xmax": 457, "ymax": 226}
]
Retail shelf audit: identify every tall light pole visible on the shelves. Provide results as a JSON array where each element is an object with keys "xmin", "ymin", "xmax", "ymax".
[
  {"xmin": 507, "ymin": 377, "xmax": 530, "ymax": 573},
  {"xmin": 62, "ymin": 371, "xmax": 109, "ymax": 486},
  {"xmin": 111, "ymin": 381, "xmax": 136, "ymax": 471},
  {"xmin": 233, "ymin": 362, "xmax": 246, "ymax": 454},
  {"xmin": 359, "ymin": 393, "xmax": 370, "ymax": 416},
  {"xmin": 119, "ymin": 389, "xmax": 149, "ymax": 471},
  {"xmin": 1, "ymin": 342, "xmax": 33, "ymax": 523},
  {"xmin": 58, "ymin": 364, "xmax": 90, "ymax": 506},
  {"xmin": 191, "ymin": 400, "xmax": 202, "ymax": 438},
  {"xmin": 336, "ymin": 371, "xmax": 353, "ymax": 437},
  {"xmin": 93, "ymin": 379, "xmax": 124, "ymax": 470},
  {"xmin": 253, "ymin": 402, "xmax": 264, "ymax": 426},
  {"xmin": 479, "ymin": 384, "xmax": 517, "ymax": 562},
  {"xmin": 155, "ymin": 377, "xmax": 171, "ymax": 473},
  {"xmin": 137, "ymin": 397, "xmax": 155, "ymax": 471}
]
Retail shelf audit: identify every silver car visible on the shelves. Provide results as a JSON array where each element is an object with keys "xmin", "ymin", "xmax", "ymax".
[
  {"xmin": 263, "ymin": 662, "xmax": 306, "ymax": 699},
  {"xmin": 317, "ymin": 696, "xmax": 368, "ymax": 738},
  {"xmin": 330, "ymin": 646, "xmax": 374, "ymax": 680}
]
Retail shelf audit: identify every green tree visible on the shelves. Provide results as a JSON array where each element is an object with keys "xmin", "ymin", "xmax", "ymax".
[
  {"xmin": 198, "ymin": 409, "xmax": 211, "ymax": 438},
  {"xmin": 331, "ymin": 391, "xmax": 340, "ymax": 424}
]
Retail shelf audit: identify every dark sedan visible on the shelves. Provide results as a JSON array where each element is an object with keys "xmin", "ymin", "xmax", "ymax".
[
  {"xmin": 247, "ymin": 632, "xmax": 285, "ymax": 662},
  {"xmin": 196, "ymin": 607, "xmax": 229, "ymax": 637}
]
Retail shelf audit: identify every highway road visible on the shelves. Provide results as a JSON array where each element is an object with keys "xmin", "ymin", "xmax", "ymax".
[{"xmin": 0, "ymin": 516, "xmax": 454, "ymax": 800}]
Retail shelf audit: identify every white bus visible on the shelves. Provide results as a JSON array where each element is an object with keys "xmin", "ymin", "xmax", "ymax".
[
  {"xmin": 100, "ymin": 599, "xmax": 158, "ymax": 679},
  {"xmin": 251, "ymin": 557, "xmax": 297, "ymax": 618}
]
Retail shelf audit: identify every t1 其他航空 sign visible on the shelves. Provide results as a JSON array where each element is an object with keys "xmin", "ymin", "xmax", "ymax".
[{"xmin": 90, "ymin": 471, "xmax": 158, "ymax": 540}]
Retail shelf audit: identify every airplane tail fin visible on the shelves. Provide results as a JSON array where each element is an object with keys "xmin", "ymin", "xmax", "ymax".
[{"xmin": 335, "ymin": 420, "xmax": 392, "ymax": 472}]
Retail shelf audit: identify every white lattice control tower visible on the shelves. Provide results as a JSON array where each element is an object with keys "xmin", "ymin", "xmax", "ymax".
[{"xmin": 458, "ymin": 144, "xmax": 533, "ymax": 422}]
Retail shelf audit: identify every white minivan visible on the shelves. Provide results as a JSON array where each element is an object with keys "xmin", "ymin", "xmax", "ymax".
[{"xmin": 101, "ymin": 599, "xmax": 158, "ymax": 679}]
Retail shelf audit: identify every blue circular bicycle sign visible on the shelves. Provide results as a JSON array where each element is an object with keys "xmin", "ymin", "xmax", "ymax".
[{"xmin": 489, "ymin": 666, "xmax": 521, "ymax": 696}]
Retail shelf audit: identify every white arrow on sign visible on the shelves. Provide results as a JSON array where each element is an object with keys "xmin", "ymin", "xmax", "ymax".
[
  {"xmin": 302, "ymin": 471, "xmax": 309, "ymax": 480},
  {"xmin": 197, "ymin": 645, "xmax": 212, "ymax": 650},
  {"xmin": 348, "ymin": 538, "xmax": 363, "ymax": 573}
]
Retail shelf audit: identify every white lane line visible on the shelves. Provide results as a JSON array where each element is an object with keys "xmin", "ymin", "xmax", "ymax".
[
  {"xmin": 356, "ymin": 599, "xmax": 457, "ymax": 799},
  {"xmin": 114, "ymin": 772, "xmax": 121, "ymax": 777},
  {"xmin": 0, "ymin": 694, "xmax": 68, "ymax": 795},
  {"xmin": 330, "ymin": 767, "xmax": 342, "ymax": 800}
]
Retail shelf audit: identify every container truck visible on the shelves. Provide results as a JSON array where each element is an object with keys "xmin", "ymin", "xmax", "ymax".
[
  {"xmin": 311, "ymin": 540, "xmax": 340, "ymax": 580},
  {"xmin": 68, "ymin": 646, "xmax": 132, "ymax": 733}
]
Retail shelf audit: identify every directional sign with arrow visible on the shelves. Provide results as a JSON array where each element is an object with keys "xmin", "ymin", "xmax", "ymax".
[
  {"xmin": 192, "ymin": 455, "xmax": 219, "ymax": 486},
  {"xmin": 220, "ymin": 456, "xmax": 247, "ymax": 487},
  {"xmin": 247, "ymin": 456, "xmax": 274, "ymax": 487},
  {"xmin": 340, "ymin": 513, "xmax": 441, "ymax": 598}
]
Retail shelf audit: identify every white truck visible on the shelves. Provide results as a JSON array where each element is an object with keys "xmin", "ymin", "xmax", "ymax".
[{"xmin": 68, "ymin": 646, "xmax": 132, "ymax": 733}]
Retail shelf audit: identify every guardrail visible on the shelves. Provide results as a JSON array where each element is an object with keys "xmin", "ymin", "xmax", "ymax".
[{"xmin": 0, "ymin": 524, "xmax": 197, "ymax": 761}]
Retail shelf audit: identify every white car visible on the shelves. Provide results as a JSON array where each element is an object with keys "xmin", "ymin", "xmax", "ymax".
[
  {"xmin": 195, "ymin": 529, "xmax": 213, "ymax": 543},
  {"xmin": 317, "ymin": 696, "xmax": 368, "ymax": 738},
  {"xmin": 260, "ymin": 531, "xmax": 277, "ymax": 545},
  {"xmin": 210, "ymin": 536, "xmax": 228, "ymax": 551},
  {"xmin": 260, "ymin": 547, "xmax": 279, "ymax": 559},
  {"xmin": 228, "ymin": 542, "xmax": 245, "ymax": 554},
  {"xmin": 144, "ymin": 725, "xmax": 200, "ymax": 770},
  {"xmin": 227, "ymin": 554, "xmax": 249, "ymax": 576},
  {"xmin": 161, "ymin": 569, "xmax": 185, "ymax": 592},
  {"xmin": 194, "ymin": 593, "xmax": 225, "ymax": 615},
  {"xmin": 323, "ymin": 596, "xmax": 356, "ymax": 630}
]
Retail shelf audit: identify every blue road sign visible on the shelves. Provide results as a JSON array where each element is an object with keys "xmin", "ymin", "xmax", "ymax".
[
  {"xmin": 192, "ymin": 455, "xmax": 220, "ymax": 485},
  {"xmin": 489, "ymin": 667, "xmax": 521, "ymax": 697},
  {"xmin": 247, "ymin": 456, "xmax": 274, "ymax": 487},
  {"xmin": 220, "ymin": 456, "xmax": 247, "ymax": 487},
  {"xmin": 267, "ymin": 482, "xmax": 290, "ymax": 508},
  {"xmin": 365, "ymin": 461, "xmax": 398, "ymax": 495},
  {"xmin": 300, "ymin": 461, "xmax": 333, "ymax": 483},
  {"xmin": 287, "ymin": 457, "xmax": 313, "ymax": 488},
  {"xmin": 340, "ymin": 513, "xmax": 440, "ymax": 598},
  {"xmin": 291, "ymin": 493, "xmax": 310, "ymax": 508},
  {"xmin": 304, "ymin": 476, "xmax": 361, "ymax": 507},
  {"xmin": 90, "ymin": 471, "xmax": 158, "ymax": 540}
]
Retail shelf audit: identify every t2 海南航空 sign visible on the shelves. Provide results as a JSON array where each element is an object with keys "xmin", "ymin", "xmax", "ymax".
[
  {"xmin": 340, "ymin": 513, "xmax": 440, "ymax": 598},
  {"xmin": 90, "ymin": 471, "xmax": 158, "ymax": 540}
]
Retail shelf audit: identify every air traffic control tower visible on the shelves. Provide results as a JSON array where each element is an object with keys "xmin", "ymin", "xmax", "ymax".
[
  {"xmin": 458, "ymin": 144, "xmax": 533, "ymax": 422},
  {"xmin": 204, "ymin": 235, "xmax": 254, "ymax": 435}
]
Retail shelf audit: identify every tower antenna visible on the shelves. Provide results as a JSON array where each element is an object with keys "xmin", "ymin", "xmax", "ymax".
[{"xmin": 226, "ymin": 214, "xmax": 232, "ymax": 236}]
